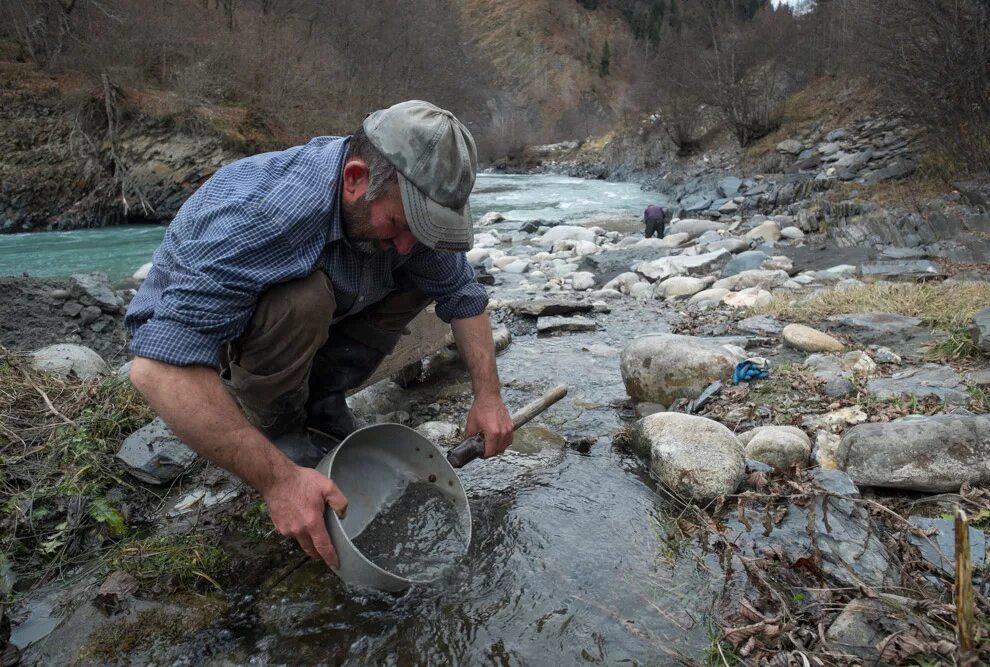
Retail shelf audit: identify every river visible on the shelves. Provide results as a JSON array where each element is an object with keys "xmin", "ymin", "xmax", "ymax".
[{"xmin": 0, "ymin": 173, "xmax": 667, "ymax": 280}]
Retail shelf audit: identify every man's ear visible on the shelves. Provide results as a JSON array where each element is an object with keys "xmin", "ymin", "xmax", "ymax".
[{"xmin": 341, "ymin": 159, "xmax": 370, "ymax": 204}]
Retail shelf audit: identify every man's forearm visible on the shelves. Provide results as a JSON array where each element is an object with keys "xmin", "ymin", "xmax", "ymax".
[
  {"xmin": 451, "ymin": 312, "xmax": 501, "ymax": 399},
  {"xmin": 129, "ymin": 356, "xmax": 293, "ymax": 494}
]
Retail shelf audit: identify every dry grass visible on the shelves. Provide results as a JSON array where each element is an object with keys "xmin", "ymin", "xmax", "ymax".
[
  {"xmin": 755, "ymin": 282, "xmax": 990, "ymax": 360},
  {"xmin": 0, "ymin": 348, "xmax": 156, "ymax": 591}
]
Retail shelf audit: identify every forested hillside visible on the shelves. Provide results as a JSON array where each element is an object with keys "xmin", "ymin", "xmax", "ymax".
[{"xmin": 0, "ymin": 0, "xmax": 987, "ymax": 232}]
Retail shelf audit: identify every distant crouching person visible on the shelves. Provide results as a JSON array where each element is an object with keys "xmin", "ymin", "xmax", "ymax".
[{"xmin": 643, "ymin": 204, "xmax": 670, "ymax": 239}]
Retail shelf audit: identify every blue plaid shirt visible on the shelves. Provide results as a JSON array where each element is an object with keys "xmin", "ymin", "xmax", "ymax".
[{"xmin": 125, "ymin": 136, "xmax": 487, "ymax": 367}]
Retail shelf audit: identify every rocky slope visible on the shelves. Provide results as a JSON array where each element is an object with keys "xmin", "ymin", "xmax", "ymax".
[{"xmin": 0, "ymin": 62, "xmax": 249, "ymax": 233}]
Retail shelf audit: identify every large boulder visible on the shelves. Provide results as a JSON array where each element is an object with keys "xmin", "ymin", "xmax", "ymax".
[
  {"xmin": 620, "ymin": 334, "xmax": 744, "ymax": 405},
  {"xmin": 31, "ymin": 344, "xmax": 109, "ymax": 379},
  {"xmin": 630, "ymin": 413, "xmax": 745, "ymax": 504},
  {"xmin": 837, "ymin": 414, "xmax": 990, "ymax": 491}
]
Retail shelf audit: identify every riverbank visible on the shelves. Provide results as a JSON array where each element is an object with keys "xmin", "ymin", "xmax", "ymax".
[{"xmin": 4, "ymin": 192, "xmax": 990, "ymax": 662}]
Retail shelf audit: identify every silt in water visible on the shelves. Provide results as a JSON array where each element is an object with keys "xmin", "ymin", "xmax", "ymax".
[{"xmin": 350, "ymin": 481, "xmax": 467, "ymax": 580}]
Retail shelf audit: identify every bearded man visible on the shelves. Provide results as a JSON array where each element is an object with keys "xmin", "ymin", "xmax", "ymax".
[{"xmin": 125, "ymin": 100, "xmax": 513, "ymax": 568}]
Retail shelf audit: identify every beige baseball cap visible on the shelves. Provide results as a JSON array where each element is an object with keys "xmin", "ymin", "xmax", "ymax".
[{"xmin": 362, "ymin": 100, "xmax": 477, "ymax": 252}]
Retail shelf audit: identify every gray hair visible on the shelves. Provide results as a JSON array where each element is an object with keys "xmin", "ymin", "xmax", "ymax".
[{"xmin": 347, "ymin": 127, "xmax": 398, "ymax": 202}]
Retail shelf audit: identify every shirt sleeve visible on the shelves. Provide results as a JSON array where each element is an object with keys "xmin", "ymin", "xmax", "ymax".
[
  {"xmin": 129, "ymin": 203, "xmax": 305, "ymax": 367},
  {"xmin": 398, "ymin": 248, "xmax": 489, "ymax": 322}
]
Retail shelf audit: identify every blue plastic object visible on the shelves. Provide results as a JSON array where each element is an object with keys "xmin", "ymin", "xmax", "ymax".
[{"xmin": 733, "ymin": 359, "xmax": 770, "ymax": 385}]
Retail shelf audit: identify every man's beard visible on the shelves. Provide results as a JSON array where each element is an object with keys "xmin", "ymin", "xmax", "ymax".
[{"xmin": 342, "ymin": 196, "xmax": 390, "ymax": 255}]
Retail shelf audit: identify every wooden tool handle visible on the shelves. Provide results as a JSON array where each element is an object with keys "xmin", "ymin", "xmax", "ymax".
[{"xmin": 446, "ymin": 384, "xmax": 568, "ymax": 468}]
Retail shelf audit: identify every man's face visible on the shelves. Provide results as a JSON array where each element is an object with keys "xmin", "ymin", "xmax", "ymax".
[{"xmin": 341, "ymin": 185, "xmax": 418, "ymax": 256}]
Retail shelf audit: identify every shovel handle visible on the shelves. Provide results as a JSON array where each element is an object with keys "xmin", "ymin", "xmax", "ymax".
[{"xmin": 446, "ymin": 384, "xmax": 568, "ymax": 468}]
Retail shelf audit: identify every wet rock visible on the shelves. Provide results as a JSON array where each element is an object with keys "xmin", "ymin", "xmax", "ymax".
[
  {"xmin": 744, "ymin": 221, "xmax": 781, "ymax": 242},
  {"xmin": 620, "ymin": 334, "xmax": 743, "ymax": 406},
  {"xmin": 70, "ymin": 272, "xmax": 124, "ymax": 313},
  {"xmin": 537, "ymin": 316, "xmax": 596, "ymax": 334},
  {"xmin": 116, "ymin": 417, "xmax": 197, "ymax": 484},
  {"xmin": 636, "ymin": 249, "xmax": 730, "ymax": 282},
  {"xmin": 416, "ymin": 421, "xmax": 462, "ymax": 445},
  {"xmin": 782, "ymin": 324, "xmax": 844, "ymax": 353},
  {"xmin": 740, "ymin": 426, "xmax": 811, "ymax": 469},
  {"xmin": 655, "ymin": 276, "xmax": 709, "ymax": 300},
  {"xmin": 859, "ymin": 260, "xmax": 944, "ymax": 282},
  {"xmin": 722, "ymin": 287, "xmax": 772, "ymax": 309},
  {"xmin": 721, "ymin": 250, "xmax": 769, "ymax": 277},
  {"xmin": 132, "ymin": 262, "xmax": 153, "ymax": 281},
  {"xmin": 506, "ymin": 299, "xmax": 593, "ymax": 317},
  {"xmin": 970, "ymin": 306, "xmax": 990, "ymax": 353},
  {"xmin": 30, "ymin": 343, "xmax": 109, "ymax": 379},
  {"xmin": 866, "ymin": 363, "xmax": 968, "ymax": 405},
  {"xmin": 509, "ymin": 425, "xmax": 566, "ymax": 454},
  {"xmin": 838, "ymin": 414, "xmax": 990, "ymax": 491},
  {"xmin": 630, "ymin": 413, "xmax": 745, "ymax": 504},
  {"xmin": 665, "ymin": 219, "xmax": 727, "ymax": 240},
  {"xmin": 735, "ymin": 315, "xmax": 783, "ymax": 336},
  {"xmin": 714, "ymin": 269, "xmax": 789, "ymax": 291},
  {"xmin": 826, "ymin": 597, "xmax": 935, "ymax": 663}
]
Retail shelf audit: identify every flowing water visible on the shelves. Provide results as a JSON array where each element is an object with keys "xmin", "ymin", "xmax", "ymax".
[
  {"xmin": 9, "ymin": 173, "xmax": 719, "ymax": 664},
  {"xmin": 349, "ymin": 481, "xmax": 468, "ymax": 581},
  {"xmin": 0, "ymin": 173, "xmax": 667, "ymax": 280}
]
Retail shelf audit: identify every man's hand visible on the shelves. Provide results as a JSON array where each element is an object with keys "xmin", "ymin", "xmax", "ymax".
[
  {"xmin": 129, "ymin": 358, "xmax": 350, "ymax": 567},
  {"xmin": 464, "ymin": 393, "xmax": 513, "ymax": 458},
  {"xmin": 262, "ymin": 466, "xmax": 349, "ymax": 567}
]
